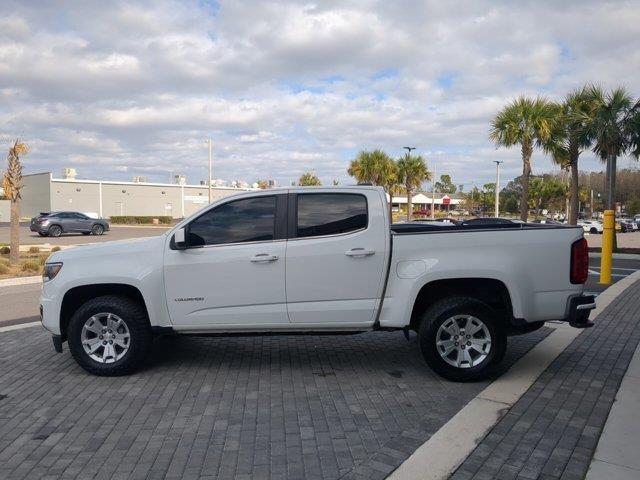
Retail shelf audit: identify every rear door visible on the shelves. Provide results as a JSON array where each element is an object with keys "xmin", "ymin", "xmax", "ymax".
[{"xmin": 285, "ymin": 190, "xmax": 388, "ymax": 326}]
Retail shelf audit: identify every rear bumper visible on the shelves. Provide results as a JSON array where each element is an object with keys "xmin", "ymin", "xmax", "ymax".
[{"xmin": 565, "ymin": 294, "xmax": 596, "ymax": 327}]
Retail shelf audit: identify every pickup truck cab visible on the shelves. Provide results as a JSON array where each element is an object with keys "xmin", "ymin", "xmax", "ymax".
[{"xmin": 41, "ymin": 187, "xmax": 595, "ymax": 381}]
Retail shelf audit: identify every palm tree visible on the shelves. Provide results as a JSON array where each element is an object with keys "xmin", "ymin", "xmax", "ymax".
[
  {"xmin": 545, "ymin": 86, "xmax": 599, "ymax": 224},
  {"xmin": 397, "ymin": 154, "xmax": 429, "ymax": 221},
  {"xmin": 3, "ymin": 140, "xmax": 28, "ymax": 265},
  {"xmin": 348, "ymin": 149, "xmax": 398, "ymax": 218},
  {"xmin": 490, "ymin": 96, "xmax": 559, "ymax": 221},
  {"xmin": 587, "ymin": 87, "xmax": 640, "ymax": 210},
  {"xmin": 298, "ymin": 172, "xmax": 321, "ymax": 186}
]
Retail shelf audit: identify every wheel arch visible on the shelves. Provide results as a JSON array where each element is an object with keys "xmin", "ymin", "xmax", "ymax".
[
  {"xmin": 409, "ymin": 277, "xmax": 515, "ymax": 332},
  {"xmin": 60, "ymin": 283, "xmax": 150, "ymax": 341}
]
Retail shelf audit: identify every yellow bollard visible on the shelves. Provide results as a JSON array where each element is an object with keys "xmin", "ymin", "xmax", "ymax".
[{"xmin": 599, "ymin": 210, "xmax": 614, "ymax": 285}]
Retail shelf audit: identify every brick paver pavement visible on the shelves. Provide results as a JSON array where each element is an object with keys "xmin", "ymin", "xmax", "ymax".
[
  {"xmin": 0, "ymin": 326, "xmax": 550, "ymax": 479},
  {"xmin": 451, "ymin": 279, "xmax": 640, "ymax": 480}
]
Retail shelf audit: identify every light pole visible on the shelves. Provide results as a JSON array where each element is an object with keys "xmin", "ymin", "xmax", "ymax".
[
  {"xmin": 493, "ymin": 161, "xmax": 502, "ymax": 217},
  {"xmin": 431, "ymin": 163, "xmax": 437, "ymax": 219},
  {"xmin": 208, "ymin": 138, "xmax": 213, "ymax": 204},
  {"xmin": 403, "ymin": 147, "xmax": 416, "ymax": 220}
]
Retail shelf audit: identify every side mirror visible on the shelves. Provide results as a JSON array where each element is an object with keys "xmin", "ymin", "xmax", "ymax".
[{"xmin": 173, "ymin": 227, "xmax": 187, "ymax": 250}]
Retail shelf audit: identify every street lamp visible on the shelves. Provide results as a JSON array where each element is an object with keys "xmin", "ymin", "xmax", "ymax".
[
  {"xmin": 403, "ymin": 146, "xmax": 416, "ymax": 156},
  {"xmin": 493, "ymin": 160, "xmax": 503, "ymax": 218},
  {"xmin": 208, "ymin": 138, "xmax": 213, "ymax": 204}
]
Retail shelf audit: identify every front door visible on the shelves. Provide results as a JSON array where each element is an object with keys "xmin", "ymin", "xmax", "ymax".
[
  {"xmin": 285, "ymin": 191, "xmax": 387, "ymax": 326},
  {"xmin": 164, "ymin": 194, "xmax": 288, "ymax": 328}
]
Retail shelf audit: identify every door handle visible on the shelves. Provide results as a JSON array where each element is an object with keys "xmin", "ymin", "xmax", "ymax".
[
  {"xmin": 250, "ymin": 253, "xmax": 279, "ymax": 263},
  {"xmin": 345, "ymin": 248, "xmax": 375, "ymax": 257}
]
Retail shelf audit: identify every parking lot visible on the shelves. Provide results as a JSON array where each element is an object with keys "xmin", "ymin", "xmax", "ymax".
[
  {"xmin": 0, "ymin": 223, "xmax": 170, "ymax": 246},
  {"xmin": 0, "ymin": 325, "xmax": 550, "ymax": 480}
]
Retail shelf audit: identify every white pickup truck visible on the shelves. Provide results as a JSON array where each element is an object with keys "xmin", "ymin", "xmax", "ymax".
[{"xmin": 40, "ymin": 186, "xmax": 595, "ymax": 381}]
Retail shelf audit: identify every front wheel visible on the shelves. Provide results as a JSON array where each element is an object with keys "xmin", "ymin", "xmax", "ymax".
[
  {"xmin": 418, "ymin": 296, "xmax": 507, "ymax": 382},
  {"xmin": 67, "ymin": 295, "xmax": 152, "ymax": 376},
  {"xmin": 91, "ymin": 224, "xmax": 105, "ymax": 235}
]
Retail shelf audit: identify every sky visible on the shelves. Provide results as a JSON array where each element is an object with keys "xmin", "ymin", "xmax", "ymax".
[{"xmin": 1, "ymin": 0, "xmax": 640, "ymax": 189}]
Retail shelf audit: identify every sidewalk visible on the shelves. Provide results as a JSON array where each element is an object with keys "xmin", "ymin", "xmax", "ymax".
[{"xmin": 449, "ymin": 276, "xmax": 640, "ymax": 480}]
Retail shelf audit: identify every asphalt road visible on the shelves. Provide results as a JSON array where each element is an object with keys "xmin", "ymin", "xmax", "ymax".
[
  {"xmin": 0, "ymin": 222, "xmax": 170, "ymax": 245},
  {"xmin": 585, "ymin": 255, "xmax": 640, "ymax": 295},
  {"xmin": 2, "ymin": 256, "xmax": 637, "ymax": 329}
]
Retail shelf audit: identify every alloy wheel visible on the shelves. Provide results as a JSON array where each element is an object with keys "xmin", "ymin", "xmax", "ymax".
[
  {"xmin": 81, "ymin": 313, "xmax": 131, "ymax": 363},
  {"xmin": 435, "ymin": 314, "xmax": 492, "ymax": 368}
]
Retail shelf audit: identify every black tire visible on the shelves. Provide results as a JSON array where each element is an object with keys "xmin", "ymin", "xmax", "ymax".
[
  {"xmin": 590, "ymin": 227, "xmax": 598, "ymax": 234},
  {"xmin": 418, "ymin": 296, "xmax": 507, "ymax": 382},
  {"xmin": 92, "ymin": 224, "xmax": 105, "ymax": 235},
  {"xmin": 49, "ymin": 225, "xmax": 62, "ymax": 237},
  {"xmin": 67, "ymin": 295, "xmax": 152, "ymax": 376}
]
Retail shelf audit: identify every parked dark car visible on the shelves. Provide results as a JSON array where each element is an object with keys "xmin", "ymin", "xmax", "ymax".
[
  {"xmin": 460, "ymin": 217, "xmax": 523, "ymax": 226},
  {"xmin": 30, "ymin": 212, "xmax": 110, "ymax": 237}
]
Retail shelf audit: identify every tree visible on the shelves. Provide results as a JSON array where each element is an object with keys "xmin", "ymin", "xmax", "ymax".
[
  {"xmin": 256, "ymin": 180, "xmax": 270, "ymax": 189},
  {"xmin": 348, "ymin": 149, "xmax": 398, "ymax": 218},
  {"xmin": 397, "ymin": 154, "xmax": 429, "ymax": 221},
  {"xmin": 435, "ymin": 174, "xmax": 457, "ymax": 194},
  {"xmin": 490, "ymin": 96, "xmax": 559, "ymax": 221},
  {"xmin": 298, "ymin": 172, "xmax": 321, "ymax": 186},
  {"xmin": 528, "ymin": 176, "xmax": 568, "ymax": 218},
  {"xmin": 587, "ymin": 87, "xmax": 640, "ymax": 210},
  {"xmin": 3, "ymin": 140, "xmax": 28, "ymax": 265},
  {"xmin": 546, "ymin": 86, "xmax": 599, "ymax": 224}
]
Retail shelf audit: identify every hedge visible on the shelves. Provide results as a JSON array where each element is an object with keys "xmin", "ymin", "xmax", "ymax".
[{"xmin": 109, "ymin": 216, "xmax": 173, "ymax": 225}]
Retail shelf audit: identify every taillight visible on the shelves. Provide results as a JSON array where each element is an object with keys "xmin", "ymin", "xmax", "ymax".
[{"xmin": 570, "ymin": 238, "xmax": 589, "ymax": 284}]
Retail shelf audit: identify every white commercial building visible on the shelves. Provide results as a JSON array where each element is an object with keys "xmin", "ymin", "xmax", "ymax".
[{"xmin": 20, "ymin": 172, "xmax": 254, "ymax": 219}]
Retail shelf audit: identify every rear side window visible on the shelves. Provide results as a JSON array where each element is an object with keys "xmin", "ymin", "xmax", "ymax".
[
  {"xmin": 188, "ymin": 196, "xmax": 276, "ymax": 246},
  {"xmin": 296, "ymin": 193, "xmax": 367, "ymax": 238}
]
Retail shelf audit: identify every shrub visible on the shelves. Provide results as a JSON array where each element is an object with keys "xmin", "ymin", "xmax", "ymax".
[
  {"xmin": 29, "ymin": 246, "xmax": 40, "ymax": 254},
  {"xmin": 0, "ymin": 246, "xmax": 9, "ymax": 255},
  {"xmin": 109, "ymin": 216, "xmax": 173, "ymax": 225},
  {"xmin": 51, "ymin": 246, "xmax": 61, "ymax": 252},
  {"xmin": 0, "ymin": 264, "xmax": 9, "ymax": 275},
  {"xmin": 38, "ymin": 256, "xmax": 48, "ymax": 266},
  {"xmin": 0, "ymin": 257, "xmax": 9, "ymax": 266},
  {"xmin": 21, "ymin": 260, "xmax": 41, "ymax": 272}
]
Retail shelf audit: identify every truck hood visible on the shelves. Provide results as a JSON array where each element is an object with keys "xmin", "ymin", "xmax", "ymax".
[{"xmin": 48, "ymin": 235, "xmax": 167, "ymax": 263}]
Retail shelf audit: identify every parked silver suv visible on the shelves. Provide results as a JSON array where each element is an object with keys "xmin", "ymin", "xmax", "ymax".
[{"xmin": 30, "ymin": 212, "xmax": 110, "ymax": 237}]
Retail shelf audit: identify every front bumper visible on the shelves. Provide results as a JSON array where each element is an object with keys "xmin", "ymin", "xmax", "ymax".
[{"xmin": 566, "ymin": 294, "xmax": 596, "ymax": 328}]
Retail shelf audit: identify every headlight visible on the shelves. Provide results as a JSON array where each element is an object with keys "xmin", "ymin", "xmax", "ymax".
[{"xmin": 43, "ymin": 263, "xmax": 63, "ymax": 282}]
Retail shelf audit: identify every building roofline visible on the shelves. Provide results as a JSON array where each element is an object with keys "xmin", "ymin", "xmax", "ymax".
[{"xmin": 49, "ymin": 176, "xmax": 254, "ymax": 191}]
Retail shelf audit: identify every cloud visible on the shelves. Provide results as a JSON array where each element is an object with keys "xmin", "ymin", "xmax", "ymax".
[{"xmin": 0, "ymin": 0, "xmax": 639, "ymax": 188}]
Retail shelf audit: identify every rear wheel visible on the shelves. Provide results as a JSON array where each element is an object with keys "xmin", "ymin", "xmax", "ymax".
[
  {"xmin": 48, "ymin": 225, "xmax": 62, "ymax": 237},
  {"xmin": 418, "ymin": 296, "xmax": 507, "ymax": 382},
  {"xmin": 91, "ymin": 224, "xmax": 105, "ymax": 235},
  {"xmin": 590, "ymin": 227, "xmax": 598, "ymax": 234},
  {"xmin": 67, "ymin": 295, "xmax": 152, "ymax": 376}
]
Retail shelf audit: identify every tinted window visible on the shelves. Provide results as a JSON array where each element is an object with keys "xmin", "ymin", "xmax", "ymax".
[
  {"xmin": 297, "ymin": 194, "xmax": 367, "ymax": 238},
  {"xmin": 188, "ymin": 196, "xmax": 276, "ymax": 246}
]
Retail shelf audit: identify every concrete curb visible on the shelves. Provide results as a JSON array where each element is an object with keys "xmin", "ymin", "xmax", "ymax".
[
  {"xmin": 0, "ymin": 276, "xmax": 41, "ymax": 287},
  {"xmin": 0, "ymin": 321, "xmax": 41, "ymax": 333},
  {"xmin": 389, "ymin": 271, "xmax": 640, "ymax": 480},
  {"xmin": 589, "ymin": 252, "xmax": 640, "ymax": 260}
]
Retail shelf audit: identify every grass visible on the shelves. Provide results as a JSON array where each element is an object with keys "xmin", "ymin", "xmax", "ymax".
[{"xmin": 0, "ymin": 252, "xmax": 50, "ymax": 280}]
